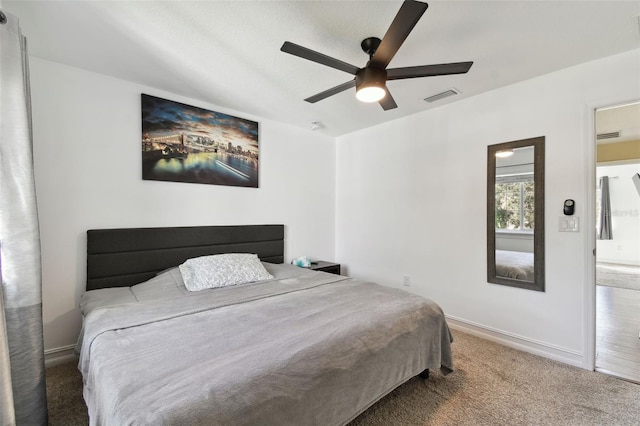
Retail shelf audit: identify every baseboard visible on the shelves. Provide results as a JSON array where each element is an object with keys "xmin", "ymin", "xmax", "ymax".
[
  {"xmin": 44, "ymin": 319, "xmax": 585, "ymax": 369},
  {"xmin": 446, "ymin": 315, "xmax": 584, "ymax": 368},
  {"xmin": 595, "ymin": 367, "xmax": 640, "ymax": 385},
  {"xmin": 44, "ymin": 344, "xmax": 77, "ymax": 367},
  {"xmin": 597, "ymin": 259, "xmax": 640, "ymax": 267}
]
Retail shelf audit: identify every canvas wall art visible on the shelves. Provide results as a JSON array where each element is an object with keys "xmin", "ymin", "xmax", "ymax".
[{"xmin": 141, "ymin": 94, "xmax": 259, "ymax": 188}]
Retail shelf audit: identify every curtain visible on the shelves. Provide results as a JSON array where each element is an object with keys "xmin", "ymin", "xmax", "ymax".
[
  {"xmin": 598, "ymin": 176, "xmax": 613, "ymax": 240},
  {"xmin": 0, "ymin": 9, "xmax": 48, "ymax": 425},
  {"xmin": 633, "ymin": 172, "xmax": 640, "ymax": 198}
]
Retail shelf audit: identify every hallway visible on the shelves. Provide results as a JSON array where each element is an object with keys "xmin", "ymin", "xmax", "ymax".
[{"xmin": 595, "ymin": 263, "xmax": 640, "ymax": 383}]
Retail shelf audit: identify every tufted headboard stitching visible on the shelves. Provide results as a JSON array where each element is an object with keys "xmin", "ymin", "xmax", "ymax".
[{"xmin": 86, "ymin": 224, "xmax": 284, "ymax": 291}]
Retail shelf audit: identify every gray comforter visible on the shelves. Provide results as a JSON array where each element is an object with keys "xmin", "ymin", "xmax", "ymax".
[
  {"xmin": 77, "ymin": 263, "xmax": 453, "ymax": 426},
  {"xmin": 495, "ymin": 249, "xmax": 534, "ymax": 281}
]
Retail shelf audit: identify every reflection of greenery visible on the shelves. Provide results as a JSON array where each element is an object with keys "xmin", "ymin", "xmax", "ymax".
[
  {"xmin": 496, "ymin": 208, "xmax": 512, "ymax": 229},
  {"xmin": 495, "ymin": 181, "xmax": 535, "ymax": 230},
  {"xmin": 495, "ymin": 182, "xmax": 520, "ymax": 229},
  {"xmin": 523, "ymin": 182, "xmax": 535, "ymax": 229}
]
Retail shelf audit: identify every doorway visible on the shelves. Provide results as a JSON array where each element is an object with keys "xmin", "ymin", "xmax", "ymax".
[{"xmin": 594, "ymin": 101, "xmax": 640, "ymax": 383}]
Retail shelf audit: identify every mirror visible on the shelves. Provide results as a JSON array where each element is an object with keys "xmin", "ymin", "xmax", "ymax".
[{"xmin": 487, "ymin": 136, "xmax": 545, "ymax": 291}]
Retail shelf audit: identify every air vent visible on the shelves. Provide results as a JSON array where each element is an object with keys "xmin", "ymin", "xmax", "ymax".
[
  {"xmin": 424, "ymin": 88, "xmax": 460, "ymax": 103},
  {"xmin": 596, "ymin": 131, "xmax": 620, "ymax": 140}
]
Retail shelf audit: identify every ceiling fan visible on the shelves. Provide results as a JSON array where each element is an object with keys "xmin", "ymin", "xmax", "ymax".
[{"xmin": 280, "ymin": 0, "xmax": 473, "ymax": 110}]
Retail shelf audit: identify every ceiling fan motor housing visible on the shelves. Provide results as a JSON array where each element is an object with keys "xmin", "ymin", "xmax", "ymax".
[{"xmin": 356, "ymin": 67, "xmax": 387, "ymax": 91}]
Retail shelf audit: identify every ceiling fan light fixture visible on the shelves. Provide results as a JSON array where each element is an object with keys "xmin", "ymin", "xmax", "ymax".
[
  {"xmin": 495, "ymin": 149, "xmax": 514, "ymax": 158},
  {"xmin": 281, "ymin": 0, "xmax": 472, "ymax": 110},
  {"xmin": 355, "ymin": 67, "xmax": 387, "ymax": 103},
  {"xmin": 356, "ymin": 86, "xmax": 386, "ymax": 103}
]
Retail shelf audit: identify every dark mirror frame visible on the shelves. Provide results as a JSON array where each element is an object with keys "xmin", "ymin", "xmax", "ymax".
[{"xmin": 487, "ymin": 136, "xmax": 545, "ymax": 291}]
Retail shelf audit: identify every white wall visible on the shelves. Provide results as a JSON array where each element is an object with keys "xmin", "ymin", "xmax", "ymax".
[
  {"xmin": 30, "ymin": 58, "xmax": 336, "ymax": 352},
  {"xmin": 596, "ymin": 163, "xmax": 640, "ymax": 265},
  {"xmin": 495, "ymin": 232, "xmax": 533, "ymax": 253},
  {"xmin": 30, "ymin": 48, "xmax": 640, "ymax": 367},
  {"xmin": 336, "ymin": 50, "xmax": 640, "ymax": 367}
]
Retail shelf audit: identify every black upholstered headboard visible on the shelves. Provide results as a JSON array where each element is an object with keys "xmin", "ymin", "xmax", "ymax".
[{"xmin": 86, "ymin": 224, "xmax": 284, "ymax": 291}]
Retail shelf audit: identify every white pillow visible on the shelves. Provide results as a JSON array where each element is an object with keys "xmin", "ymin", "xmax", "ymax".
[{"xmin": 179, "ymin": 253, "xmax": 274, "ymax": 292}]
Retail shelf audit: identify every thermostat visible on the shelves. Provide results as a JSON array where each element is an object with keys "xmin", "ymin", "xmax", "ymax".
[{"xmin": 563, "ymin": 199, "xmax": 575, "ymax": 216}]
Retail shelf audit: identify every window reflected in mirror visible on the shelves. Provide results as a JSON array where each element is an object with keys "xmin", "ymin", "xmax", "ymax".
[
  {"xmin": 495, "ymin": 147, "xmax": 535, "ymax": 232},
  {"xmin": 487, "ymin": 137, "xmax": 545, "ymax": 291}
]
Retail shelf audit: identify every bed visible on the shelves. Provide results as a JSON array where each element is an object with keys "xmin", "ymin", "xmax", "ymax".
[
  {"xmin": 495, "ymin": 249, "xmax": 534, "ymax": 281},
  {"xmin": 77, "ymin": 224, "xmax": 453, "ymax": 426}
]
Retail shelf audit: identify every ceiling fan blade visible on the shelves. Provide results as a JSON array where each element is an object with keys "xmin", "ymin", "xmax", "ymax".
[
  {"xmin": 304, "ymin": 80, "xmax": 356, "ymax": 103},
  {"xmin": 386, "ymin": 62, "xmax": 473, "ymax": 80},
  {"xmin": 281, "ymin": 42, "xmax": 360, "ymax": 75},
  {"xmin": 379, "ymin": 88, "xmax": 398, "ymax": 110},
  {"xmin": 370, "ymin": 0, "xmax": 429, "ymax": 69}
]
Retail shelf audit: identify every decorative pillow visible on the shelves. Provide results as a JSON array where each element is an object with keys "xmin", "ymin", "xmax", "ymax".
[{"xmin": 179, "ymin": 253, "xmax": 274, "ymax": 292}]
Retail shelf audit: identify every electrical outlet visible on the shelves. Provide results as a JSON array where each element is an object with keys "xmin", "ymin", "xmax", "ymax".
[{"xmin": 403, "ymin": 275, "xmax": 411, "ymax": 287}]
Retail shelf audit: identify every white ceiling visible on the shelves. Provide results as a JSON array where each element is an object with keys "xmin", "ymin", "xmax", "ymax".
[{"xmin": 3, "ymin": 0, "xmax": 640, "ymax": 137}]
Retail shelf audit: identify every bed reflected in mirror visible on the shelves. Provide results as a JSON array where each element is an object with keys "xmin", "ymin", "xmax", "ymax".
[{"xmin": 487, "ymin": 137, "xmax": 545, "ymax": 291}]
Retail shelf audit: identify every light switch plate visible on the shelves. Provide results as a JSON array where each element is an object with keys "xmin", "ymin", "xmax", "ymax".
[{"xmin": 559, "ymin": 216, "xmax": 579, "ymax": 232}]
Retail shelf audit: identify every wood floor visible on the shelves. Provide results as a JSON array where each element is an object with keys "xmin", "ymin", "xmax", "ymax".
[{"xmin": 595, "ymin": 285, "xmax": 640, "ymax": 383}]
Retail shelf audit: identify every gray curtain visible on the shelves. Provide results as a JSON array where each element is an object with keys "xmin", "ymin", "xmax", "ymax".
[
  {"xmin": 598, "ymin": 176, "xmax": 613, "ymax": 240},
  {"xmin": 0, "ymin": 9, "xmax": 48, "ymax": 425}
]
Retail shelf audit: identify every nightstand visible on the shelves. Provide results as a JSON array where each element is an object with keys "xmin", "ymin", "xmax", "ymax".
[{"xmin": 309, "ymin": 261, "xmax": 341, "ymax": 275}]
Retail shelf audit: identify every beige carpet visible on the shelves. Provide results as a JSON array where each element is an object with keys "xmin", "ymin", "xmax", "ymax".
[{"xmin": 46, "ymin": 329, "xmax": 640, "ymax": 426}]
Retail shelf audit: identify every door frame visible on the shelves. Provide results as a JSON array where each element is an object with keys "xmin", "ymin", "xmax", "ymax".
[{"xmin": 583, "ymin": 97, "xmax": 640, "ymax": 370}]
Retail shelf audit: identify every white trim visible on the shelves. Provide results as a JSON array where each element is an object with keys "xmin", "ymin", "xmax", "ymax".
[
  {"xmin": 596, "ymin": 259, "xmax": 640, "ymax": 267},
  {"xmin": 583, "ymin": 96, "xmax": 640, "ymax": 371},
  {"xmin": 596, "ymin": 100, "xmax": 640, "ymax": 111},
  {"xmin": 596, "ymin": 158, "xmax": 640, "ymax": 167},
  {"xmin": 446, "ymin": 315, "xmax": 584, "ymax": 368},
  {"xmin": 495, "ymin": 230, "xmax": 533, "ymax": 236},
  {"xmin": 44, "ymin": 344, "xmax": 76, "ymax": 367},
  {"xmin": 583, "ymin": 100, "xmax": 597, "ymax": 371}
]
